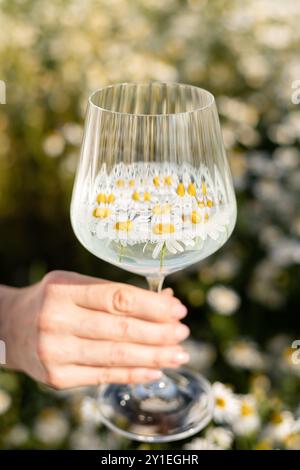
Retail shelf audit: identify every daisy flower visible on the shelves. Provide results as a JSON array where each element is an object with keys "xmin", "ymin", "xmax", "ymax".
[
  {"xmin": 207, "ymin": 285, "xmax": 241, "ymax": 316},
  {"xmin": 0, "ymin": 389, "xmax": 12, "ymax": 415},
  {"xmin": 184, "ymin": 437, "xmax": 221, "ymax": 450},
  {"xmin": 206, "ymin": 426, "xmax": 234, "ymax": 449},
  {"xmin": 263, "ymin": 411, "xmax": 295, "ymax": 443},
  {"xmin": 232, "ymin": 395, "xmax": 261, "ymax": 436},
  {"xmin": 212, "ymin": 382, "xmax": 239, "ymax": 424},
  {"xmin": 224, "ymin": 339, "xmax": 267, "ymax": 370}
]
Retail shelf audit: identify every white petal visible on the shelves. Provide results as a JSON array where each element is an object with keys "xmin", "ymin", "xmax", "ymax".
[
  {"xmin": 216, "ymin": 225, "xmax": 227, "ymax": 233},
  {"xmin": 197, "ymin": 228, "xmax": 207, "ymax": 240},
  {"xmin": 208, "ymin": 229, "xmax": 220, "ymax": 240},
  {"xmin": 152, "ymin": 242, "xmax": 164, "ymax": 259},
  {"xmin": 171, "ymin": 240, "xmax": 184, "ymax": 252},
  {"xmin": 96, "ymin": 223, "xmax": 106, "ymax": 239},
  {"xmin": 182, "ymin": 239, "xmax": 195, "ymax": 247},
  {"xmin": 166, "ymin": 240, "xmax": 177, "ymax": 254}
]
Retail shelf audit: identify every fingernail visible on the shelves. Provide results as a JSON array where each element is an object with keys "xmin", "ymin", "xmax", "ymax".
[
  {"xmin": 145, "ymin": 370, "xmax": 163, "ymax": 381},
  {"xmin": 171, "ymin": 301, "xmax": 188, "ymax": 319},
  {"xmin": 175, "ymin": 324, "xmax": 190, "ymax": 341},
  {"xmin": 173, "ymin": 350, "xmax": 190, "ymax": 364},
  {"xmin": 165, "ymin": 288, "xmax": 174, "ymax": 296}
]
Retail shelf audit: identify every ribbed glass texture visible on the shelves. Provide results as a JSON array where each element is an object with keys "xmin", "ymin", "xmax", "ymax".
[{"xmin": 71, "ymin": 82, "xmax": 236, "ymax": 276}]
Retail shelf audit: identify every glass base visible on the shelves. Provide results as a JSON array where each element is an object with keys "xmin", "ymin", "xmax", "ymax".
[{"xmin": 97, "ymin": 368, "xmax": 214, "ymax": 443}]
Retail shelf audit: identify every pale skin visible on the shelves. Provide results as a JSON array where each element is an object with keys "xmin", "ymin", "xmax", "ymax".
[{"xmin": 0, "ymin": 270, "xmax": 190, "ymax": 389}]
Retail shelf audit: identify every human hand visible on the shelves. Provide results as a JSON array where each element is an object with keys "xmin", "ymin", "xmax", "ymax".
[{"xmin": 0, "ymin": 271, "xmax": 190, "ymax": 389}]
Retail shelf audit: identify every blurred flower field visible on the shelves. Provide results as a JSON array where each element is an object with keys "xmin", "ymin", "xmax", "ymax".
[{"xmin": 0, "ymin": 0, "xmax": 300, "ymax": 450}]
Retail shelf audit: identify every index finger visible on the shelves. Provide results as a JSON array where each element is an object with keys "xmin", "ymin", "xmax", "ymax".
[{"xmin": 70, "ymin": 282, "xmax": 187, "ymax": 323}]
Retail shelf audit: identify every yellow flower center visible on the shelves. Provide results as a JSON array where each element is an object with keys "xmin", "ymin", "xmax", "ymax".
[
  {"xmin": 188, "ymin": 183, "xmax": 196, "ymax": 197},
  {"xmin": 93, "ymin": 207, "xmax": 111, "ymax": 218},
  {"xmin": 202, "ymin": 182, "xmax": 207, "ymax": 196},
  {"xmin": 204, "ymin": 213, "xmax": 209, "ymax": 221},
  {"xmin": 216, "ymin": 397, "xmax": 226, "ymax": 408},
  {"xmin": 207, "ymin": 199, "xmax": 214, "ymax": 207},
  {"xmin": 197, "ymin": 200, "xmax": 205, "ymax": 208},
  {"xmin": 107, "ymin": 193, "xmax": 115, "ymax": 204},
  {"xmin": 164, "ymin": 176, "xmax": 173, "ymax": 186},
  {"xmin": 144, "ymin": 192, "xmax": 151, "ymax": 201},
  {"xmin": 255, "ymin": 440, "xmax": 272, "ymax": 450},
  {"xmin": 116, "ymin": 179, "xmax": 125, "ymax": 188},
  {"xmin": 271, "ymin": 413, "xmax": 283, "ymax": 425},
  {"xmin": 129, "ymin": 179, "xmax": 135, "ymax": 188},
  {"xmin": 176, "ymin": 183, "xmax": 185, "ymax": 197},
  {"xmin": 132, "ymin": 191, "xmax": 140, "ymax": 201},
  {"xmin": 152, "ymin": 204, "xmax": 171, "ymax": 215},
  {"xmin": 153, "ymin": 223, "xmax": 175, "ymax": 235},
  {"xmin": 115, "ymin": 220, "xmax": 133, "ymax": 231},
  {"xmin": 153, "ymin": 176, "xmax": 160, "ymax": 187},
  {"xmin": 96, "ymin": 193, "xmax": 107, "ymax": 204},
  {"xmin": 283, "ymin": 347, "xmax": 293, "ymax": 364},
  {"xmin": 241, "ymin": 402, "xmax": 254, "ymax": 417},
  {"xmin": 191, "ymin": 210, "xmax": 201, "ymax": 224}
]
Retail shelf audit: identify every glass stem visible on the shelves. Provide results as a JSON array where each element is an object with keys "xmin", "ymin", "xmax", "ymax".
[
  {"xmin": 130, "ymin": 275, "xmax": 178, "ymax": 403},
  {"xmin": 146, "ymin": 275, "xmax": 165, "ymax": 293}
]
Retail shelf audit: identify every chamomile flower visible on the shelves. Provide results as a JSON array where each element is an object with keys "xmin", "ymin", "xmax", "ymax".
[
  {"xmin": 91, "ymin": 162, "xmax": 234, "ymax": 261},
  {"xmin": 232, "ymin": 395, "xmax": 261, "ymax": 436},
  {"xmin": 97, "ymin": 211, "xmax": 136, "ymax": 245},
  {"xmin": 0, "ymin": 389, "xmax": 12, "ymax": 415},
  {"xmin": 212, "ymin": 382, "xmax": 239, "ymax": 424},
  {"xmin": 184, "ymin": 437, "xmax": 221, "ymax": 450},
  {"xmin": 79, "ymin": 396, "xmax": 102, "ymax": 427},
  {"xmin": 263, "ymin": 411, "xmax": 295, "ymax": 443},
  {"xmin": 207, "ymin": 285, "xmax": 241, "ymax": 315},
  {"xmin": 206, "ymin": 426, "xmax": 234, "ymax": 449},
  {"xmin": 225, "ymin": 339, "xmax": 267, "ymax": 370},
  {"xmin": 33, "ymin": 408, "xmax": 69, "ymax": 445}
]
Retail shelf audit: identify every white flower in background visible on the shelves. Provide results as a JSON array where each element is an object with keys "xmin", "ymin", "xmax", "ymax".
[
  {"xmin": 206, "ymin": 427, "xmax": 234, "ymax": 449},
  {"xmin": 263, "ymin": 411, "xmax": 295, "ymax": 443},
  {"xmin": 61, "ymin": 122, "xmax": 82, "ymax": 146},
  {"xmin": 4, "ymin": 424, "xmax": 29, "ymax": 446},
  {"xmin": 0, "ymin": 389, "xmax": 12, "ymax": 415},
  {"xmin": 267, "ymin": 335, "xmax": 300, "ymax": 378},
  {"xmin": 182, "ymin": 338, "xmax": 216, "ymax": 372},
  {"xmin": 70, "ymin": 426, "xmax": 103, "ymax": 450},
  {"xmin": 283, "ymin": 420, "xmax": 300, "ymax": 449},
  {"xmin": 79, "ymin": 396, "xmax": 102, "ymax": 427},
  {"xmin": 225, "ymin": 339, "xmax": 267, "ymax": 370},
  {"xmin": 211, "ymin": 254, "xmax": 240, "ymax": 282},
  {"xmin": 33, "ymin": 408, "xmax": 69, "ymax": 445},
  {"xmin": 207, "ymin": 285, "xmax": 241, "ymax": 315},
  {"xmin": 212, "ymin": 382, "xmax": 239, "ymax": 424},
  {"xmin": 267, "ymin": 334, "xmax": 291, "ymax": 355},
  {"xmin": 184, "ymin": 437, "xmax": 221, "ymax": 450},
  {"xmin": 232, "ymin": 395, "xmax": 261, "ymax": 436},
  {"xmin": 43, "ymin": 132, "xmax": 65, "ymax": 157},
  {"xmin": 279, "ymin": 345, "xmax": 300, "ymax": 378}
]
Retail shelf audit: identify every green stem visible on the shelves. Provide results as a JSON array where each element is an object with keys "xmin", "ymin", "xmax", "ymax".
[
  {"xmin": 160, "ymin": 242, "xmax": 166, "ymax": 271},
  {"xmin": 118, "ymin": 243, "xmax": 125, "ymax": 262}
]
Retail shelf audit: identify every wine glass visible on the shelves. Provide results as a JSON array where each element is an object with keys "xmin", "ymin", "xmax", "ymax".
[{"xmin": 71, "ymin": 82, "xmax": 237, "ymax": 442}]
